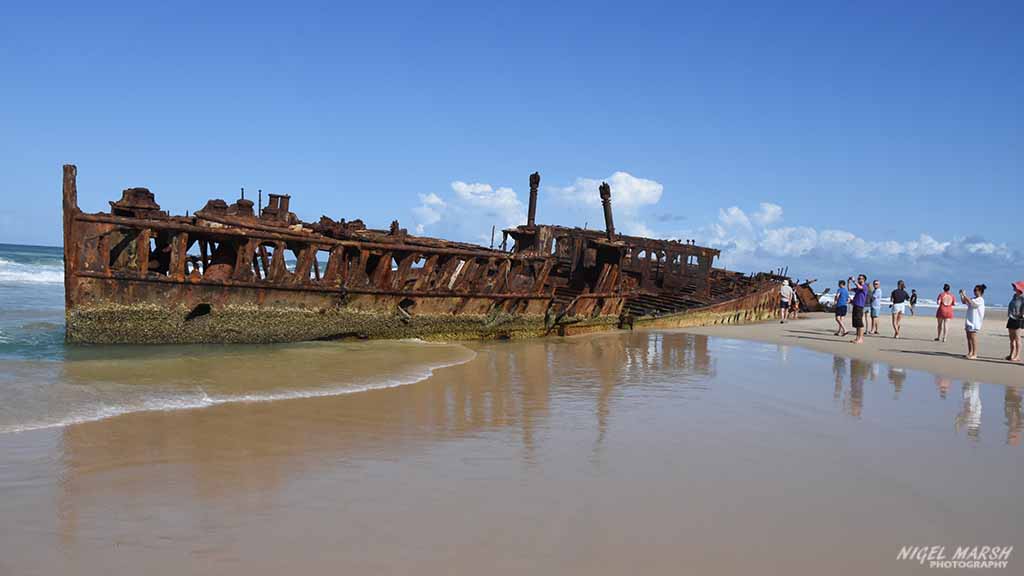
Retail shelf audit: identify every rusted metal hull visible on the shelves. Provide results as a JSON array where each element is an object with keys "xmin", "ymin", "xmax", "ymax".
[
  {"xmin": 66, "ymin": 276, "xmax": 553, "ymax": 344},
  {"xmin": 62, "ymin": 165, "xmax": 786, "ymax": 344}
]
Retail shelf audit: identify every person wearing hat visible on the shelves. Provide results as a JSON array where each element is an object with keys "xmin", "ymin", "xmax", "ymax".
[
  {"xmin": 779, "ymin": 279, "xmax": 795, "ymax": 324},
  {"xmin": 1007, "ymin": 281, "xmax": 1024, "ymax": 362}
]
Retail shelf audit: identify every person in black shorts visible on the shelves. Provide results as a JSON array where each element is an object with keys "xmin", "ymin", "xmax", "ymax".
[
  {"xmin": 850, "ymin": 274, "xmax": 868, "ymax": 344},
  {"xmin": 909, "ymin": 289, "xmax": 918, "ymax": 316},
  {"xmin": 1007, "ymin": 281, "xmax": 1024, "ymax": 362},
  {"xmin": 834, "ymin": 279, "xmax": 850, "ymax": 336}
]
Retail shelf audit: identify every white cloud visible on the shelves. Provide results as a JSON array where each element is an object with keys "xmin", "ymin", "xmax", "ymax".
[
  {"xmin": 718, "ymin": 206, "xmax": 752, "ymax": 230},
  {"xmin": 411, "ymin": 181, "xmax": 525, "ymax": 243},
  {"xmin": 681, "ymin": 203, "xmax": 1020, "ymax": 293},
  {"xmin": 414, "ymin": 171, "xmax": 668, "ymax": 241},
  {"xmin": 624, "ymin": 221, "xmax": 656, "ymax": 237},
  {"xmin": 412, "ymin": 193, "xmax": 445, "ymax": 234},
  {"xmin": 551, "ymin": 171, "xmax": 663, "ymax": 208},
  {"xmin": 761, "ymin": 226, "xmax": 818, "ymax": 256},
  {"xmin": 549, "ymin": 171, "xmax": 665, "ymax": 236},
  {"xmin": 751, "ymin": 202, "xmax": 783, "ymax": 226},
  {"xmin": 450, "ymin": 181, "xmax": 526, "ymax": 226}
]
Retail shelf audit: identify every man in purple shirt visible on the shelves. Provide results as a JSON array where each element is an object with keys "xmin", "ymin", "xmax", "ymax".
[{"xmin": 851, "ymin": 274, "xmax": 868, "ymax": 344}]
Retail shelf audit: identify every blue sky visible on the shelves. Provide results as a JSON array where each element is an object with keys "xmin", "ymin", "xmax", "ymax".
[{"xmin": 1, "ymin": 1, "xmax": 1021, "ymax": 299}]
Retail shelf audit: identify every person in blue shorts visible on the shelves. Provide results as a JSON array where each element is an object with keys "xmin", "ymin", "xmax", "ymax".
[
  {"xmin": 834, "ymin": 279, "xmax": 850, "ymax": 336},
  {"xmin": 870, "ymin": 280, "xmax": 882, "ymax": 335}
]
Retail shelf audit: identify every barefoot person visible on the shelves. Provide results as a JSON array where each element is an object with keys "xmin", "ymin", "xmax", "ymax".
[
  {"xmin": 834, "ymin": 279, "xmax": 850, "ymax": 336},
  {"xmin": 851, "ymin": 274, "xmax": 868, "ymax": 344},
  {"xmin": 935, "ymin": 284, "xmax": 955, "ymax": 342},
  {"xmin": 960, "ymin": 284, "xmax": 986, "ymax": 360},
  {"xmin": 779, "ymin": 279, "xmax": 794, "ymax": 323},
  {"xmin": 909, "ymin": 289, "xmax": 918, "ymax": 316},
  {"xmin": 1007, "ymin": 281, "xmax": 1024, "ymax": 362},
  {"xmin": 890, "ymin": 280, "xmax": 910, "ymax": 339},
  {"xmin": 869, "ymin": 280, "xmax": 882, "ymax": 335},
  {"xmin": 862, "ymin": 281, "xmax": 872, "ymax": 333}
]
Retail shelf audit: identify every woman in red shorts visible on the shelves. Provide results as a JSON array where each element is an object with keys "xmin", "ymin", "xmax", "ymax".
[{"xmin": 935, "ymin": 283, "xmax": 955, "ymax": 342}]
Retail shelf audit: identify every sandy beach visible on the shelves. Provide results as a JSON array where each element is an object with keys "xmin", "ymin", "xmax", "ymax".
[{"xmin": 681, "ymin": 310, "xmax": 1021, "ymax": 387}]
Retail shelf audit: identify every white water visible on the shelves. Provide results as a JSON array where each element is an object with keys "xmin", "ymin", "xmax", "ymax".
[{"xmin": 0, "ymin": 257, "xmax": 63, "ymax": 284}]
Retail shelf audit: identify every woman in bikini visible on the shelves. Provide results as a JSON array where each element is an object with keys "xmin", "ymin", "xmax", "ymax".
[{"xmin": 935, "ymin": 283, "xmax": 955, "ymax": 343}]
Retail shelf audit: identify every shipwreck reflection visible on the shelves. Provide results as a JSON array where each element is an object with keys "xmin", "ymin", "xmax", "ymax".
[
  {"xmin": 52, "ymin": 335, "xmax": 1017, "ymax": 549},
  {"xmin": 55, "ymin": 331, "xmax": 712, "ymax": 545}
]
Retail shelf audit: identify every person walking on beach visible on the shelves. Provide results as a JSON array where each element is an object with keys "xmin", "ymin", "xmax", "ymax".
[
  {"xmin": 935, "ymin": 284, "xmax": 955, "ymax": 342},
  {"xmin": 1006, "ymin": 281, "xmax": 1024, "ymax": 362},
  {"xmin": 890, "ymin": 280, "xmax": 910, "ymax": 339},
  {"xmin": 869, "ymin": 280, "xmax": 882, "ymax": 335},
  {"xmin": 960, "ymin": 284, "xmax": 986, "ymax": 360},
  {"xmin": 834, "ymin": 279, "xmax": 849, "ymax": 336},
  {"xmin": 780, "ymin": 279, "xmax": 795, "ymax": 323},
  {"xmin": 909, "ymin": 289, "xmax": 918, "ymax": 316},
  {"xmin": 851, "ymin": 274, "xmax": 868, "ymax": 344}
]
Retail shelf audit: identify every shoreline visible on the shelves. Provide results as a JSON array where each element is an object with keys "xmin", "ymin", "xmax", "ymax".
[{"xmin": 678, "ymin": 311, "xmax": 1021, "ymax": 387}]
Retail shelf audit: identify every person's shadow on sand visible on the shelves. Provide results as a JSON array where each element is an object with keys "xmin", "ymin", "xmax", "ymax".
[
  {"xmin": 785, "ymin": 329, "xmax": 839, "ymax": 337},
  {"xmin": 884, "ymin": 349, "xmax": 1014, "ymax": 366}
]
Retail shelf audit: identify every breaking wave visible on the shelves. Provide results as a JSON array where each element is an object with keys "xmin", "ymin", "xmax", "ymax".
[{"xmin": 0, "ymin": 256, "xmax": 64, "ymax": 285}]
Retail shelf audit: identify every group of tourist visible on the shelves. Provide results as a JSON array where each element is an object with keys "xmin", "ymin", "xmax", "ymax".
[
  {"xmin": 827, "ymin": 275, "xmax": 914, "ymax": 343},
  {"xmin": 801, "ymin": 276, "xmax": 1024, "ymax": 362}
]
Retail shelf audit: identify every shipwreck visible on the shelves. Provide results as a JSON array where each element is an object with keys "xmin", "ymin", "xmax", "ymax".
[{"xmin": 61, "ymin": 165, "xmax": 787, "ymax": 344}]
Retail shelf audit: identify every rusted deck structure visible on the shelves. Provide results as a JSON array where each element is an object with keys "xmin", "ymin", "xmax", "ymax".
[{"xmin": 62, "ymin": 165, "xmax": 784, "ymax": 344}]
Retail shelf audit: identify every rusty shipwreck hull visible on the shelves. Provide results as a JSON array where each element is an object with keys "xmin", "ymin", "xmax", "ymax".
[{"xmin": 62, "ymin": 165, "xmax": 784, "ymax": 344}]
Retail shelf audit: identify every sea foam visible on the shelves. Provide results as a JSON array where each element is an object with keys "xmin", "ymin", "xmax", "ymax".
[{"xmin": 0, "ymin": 257, "xmax": 63, "ymax": 285}]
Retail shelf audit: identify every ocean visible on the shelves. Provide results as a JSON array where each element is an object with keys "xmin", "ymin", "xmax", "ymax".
[{"xmin": 0, "ymin": 243, "xmax": 66, "ymax": 360}]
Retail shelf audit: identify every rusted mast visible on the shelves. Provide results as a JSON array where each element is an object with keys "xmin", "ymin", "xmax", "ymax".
[
  {"xmin": 62, "ymin": 164, "xmax": 79, "ymax": 313},
  {"xmin": 599, "ymin": 181, "xmax": 615, "ymax": 241},
  {"xmin": 527, "ymin": 171, "xmax": 540, "ymax": 227}
]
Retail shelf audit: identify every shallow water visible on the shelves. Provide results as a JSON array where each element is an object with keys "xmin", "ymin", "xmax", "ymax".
[
  {"xmin": 1, "ymin": 243, "xmax": 1021, "ymax": 574},
  {"xmin": 2, "ymin": 330, "xmax": 1022, "ymax": 575}
]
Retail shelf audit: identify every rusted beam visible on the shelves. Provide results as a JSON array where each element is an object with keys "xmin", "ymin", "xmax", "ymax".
[{"xmin": 77, "ymin": 213, "xmax": 540, "ymax": 261}]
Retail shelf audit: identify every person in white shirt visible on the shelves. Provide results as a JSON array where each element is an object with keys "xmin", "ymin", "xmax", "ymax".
[{"xmin": 959, "ymin": 284, "xmax": 987, "ymax": 360}]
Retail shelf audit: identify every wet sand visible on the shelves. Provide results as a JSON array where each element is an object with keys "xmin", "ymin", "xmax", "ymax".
[
  {"xmin": 683, "ymin": 310, "xmax": 1021, "ymax": 387},
  {"xmin": 1, "ymin": 331, "xmax": 1021, "ymax": 575}
]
